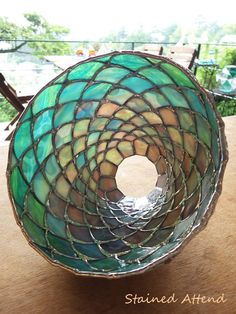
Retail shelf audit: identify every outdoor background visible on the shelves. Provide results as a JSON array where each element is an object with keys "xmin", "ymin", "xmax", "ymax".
[{"xmin": 0, "ymin": 0, "xmax": 236, "ymax": 121}]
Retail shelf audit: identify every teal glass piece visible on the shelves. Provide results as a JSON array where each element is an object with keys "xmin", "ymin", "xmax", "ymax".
[
  {"xmin": 44, "ymin": 155, "xmax": 60, "ymax": 182},
  {"xmin": 54, "ymin": 102, "xmax": 77, "ymax": 128},
  {"xmin": 82, "ymin": 83, "xmax": 112, "ymax": 100},
  {"xmin": 160, "ymin": 62, "xmax": 196, "ymax": 88},
  {"xmin": 68, "ymin": 61, "xmax": 104, "ymax": 80},
  {"xmin": 54, "ymin": 254, "xmax": 92, "ymax": 271},
  {"xmin": 139, "ymin": 67, "xmax": 174, "ymax": 85},
  {"xmin": 76, "ymin": 152, "xmax": 86, "ymax": 168},
  {"xmin": 95, "ymin": 67, "xmax": 130, "ymax": 83},
  {"xmin": 22, "ymin": 148, "xmax": 38, "ymax": 182},
  {"xmin": 10, "ymin": 166, "xmax": 28, "ymax": 208},
  {"xmin": 89, "ymin": 257, "xmax": 121, "ymax": 271},
  {"xmin": 22, "ymin": 214, "xmax": 47, "ymax": 247},
  {"xmin": 7, "ymin": 51, "xmax": 227, "ymax": 278},
  {"xmin": 26, "ymin": 192, "xmax": 45, "ymax": 227},
  {"xmin": 120, "ymin": 77, "xmax": 153, "ymax": 93},
  {"xmin": 183, "ymin": 89, "xmax": 207, "ymax": 118},
  {"xmin": 106, "ymin": 88, "xmax": 133, "ymax": 104},
  {"xmin": 13, "ymin": 121, "xmax": 32, "ymax": 159},
  {"xmin": 55, "ymin": 123, "xmax": 72, "ymax": 148},
  {"xmin": 21, "ymin": 107, "xmax": 32, "ymax": 122},
  {"xmin": 160, "ymin": 86, "xmax": 189, "ymax": 108},
  {"xmin": 33, "ymin": 84, "xmax": 62, "ymax": 114},
  {"xmin": 87, "ymin": 132, "xmax": 101, "ymax": 145},
  {"xmin": 59, "ymin": 82, "xmax": 87, "ymax": 103},
  {"xmin": 144, "ymin": 91, "xmax": 170, "ymax": 108},
  {"xmin": 36, "ymin": 133, "xmax": 53, "ymax": 163},
  {"xmin": 73, "ymin": 242, "xmax": 105, "ymax": 259},
  {"xmin": 111, "ymin": 53, "xmax": 151, "ymax": 70},
  {"xmin": 47, "ymin": 232, "xmax": 75, "ymax": 256},
  {"xmin": 33, "ymin": 109, "xmax": 54, "ymax": 140},
  {"xmin": 33, "ymin": 172, "xmax": 50, "ymax": 204},
  {"xmin": 46, "ymin": 212, "xmax": 67, "ymax": 238}
]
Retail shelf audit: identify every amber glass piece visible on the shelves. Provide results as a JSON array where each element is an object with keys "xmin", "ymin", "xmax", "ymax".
[{"xmin": 97, "ymin": 102, "xmax": 120, "ymax": 116}]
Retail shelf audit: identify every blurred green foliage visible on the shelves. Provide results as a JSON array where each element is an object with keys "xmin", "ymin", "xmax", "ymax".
[
  {"xmin": 0, "ymin": 98, "xmax": 17, "ymax": 122},
  {"xmin": 0, "ymin": 13, "xmax": 71, "ymax": 57},
  {"xmin": 216, "ymin": 99, "xmax": 236, "ymax": 117}
]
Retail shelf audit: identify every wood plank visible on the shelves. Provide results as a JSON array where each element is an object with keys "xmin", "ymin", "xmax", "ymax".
[{"xmin": 0, "ymin": 116, "xmax": 235, "ymax": 314}]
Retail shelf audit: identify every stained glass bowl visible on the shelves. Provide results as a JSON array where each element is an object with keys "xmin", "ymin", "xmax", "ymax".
[{"xmin": 7, "ymin": 51, "xmax": 228, "ymax": 278}]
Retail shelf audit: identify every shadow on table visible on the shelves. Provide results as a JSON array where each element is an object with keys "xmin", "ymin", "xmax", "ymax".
[{"xmin": 50, "ymin": 262, "xmax": 178, "ymax": 314}]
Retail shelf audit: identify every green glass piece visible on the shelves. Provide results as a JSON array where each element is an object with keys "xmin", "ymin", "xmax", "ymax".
[
  {"xmin": 89, "ymin": 117, "xmax": 108, "ymax": 131},
  {"xmin": 68, "ymin": 61, "xmax": 104, "ymax": 80},
  {"xmin": 33, "ymin": 172, "xmax": 50, "ymax": 204},
  {"xmin": 82, "ymin": 83, "xmax": 112, "ymax": 100},
  {"xmin": 107, "ymin": 88, "xmax": 133, "ymax": 104},
  {"xmin": 111, "ymin": 53, "xmax": 151, "ymax": 70},
  {"xmin": 54, "ymin": 102, "xmax": 77, "ymax": 128},
  {"xmin": 126, "ymin": 97, "xmax": 150, "ymax": 113},
  {"xmin": 47, "ymin": 232, "xmax": 75, "ymax": 256},
  {"xmin": 10, "ymin": 152, "xmax": 17, "ymax": 168},
  {"xmin": 87, "ymin": 145, "xmax": 97, "ymax": 160},
  {"xmin": 21, "ymin": 107, "xmax": 32, "ymax": 122},
  {"xmin": 54, "ymin": 72, "xmax": 68, "ymax": 84},
  {"xmin": 90, "ymin": 257, "xmax": 120, "ymax": 271},
  {"xmin": 44, "ymin": 155, "xmax": 60, "ymax": 182},
  {"xmin": 139, "ymin": 67, "xmax": 174, "ymax": 85},
  {"xmin": 36, "ymin": 133, "xmax": 53, "ymax": 163},
  {"xmin": 46, "ymin": 212, "xmax": 67, "ymax": 238},
  {"xmin": 120, "ymin": 77, "xmax": 153, "ymax": 93},
  {"xmin": 177, "ymin": 109, "xmax": 196, "ymax": 133},
  {"xmin": 147, "ymin": 57, "xmax": 162, "ymax": 64},
  {"xmin": 73, "ymin": 242, "xmax": 105, "ymax": 258},
  {"xmin": 26, "ymin": 193, "xmax": 45, "ymax": 227},
  {"xmin": 33, "ymin": 109, "xmax": 54, "ymax": 140},
  {"xmin": 32, "ymin": 84, "xmax": 62, "ymax": 114},
  {"xmin": 196, "ymin": 115, "xmax": 211, "ymax": 147},
  {"xmin": 144, "ymin": 91, "xmax": 169, "ymax": 108},
  {"xmin": 94, "ymin": 55, "xmax": 111, "ymax": 62},
  {"xmin": 211, "ymin": 131, "xmax": 220, "ymax": 169},
  {"xmin": 76, "ymin": 152, "xmax": 86, "ymax": 168},
  {"xmin": 55, "ymin": 123, "xmax": 72, "ymax": 148},
  {"xmin": 89, "ymin": 159, "xmax": 97, "ymax": 171},
  {"xmin": 87, "ymin": 132, "xmax": 100, "ymax": 145},
  {"xmin": 59, "ymin": 82, "xmax": 87, "ymax": 103},
  {"xmin": 161, "ymin": 63, "xmax": 196, "ymax": 88},
  {"xmin": 160, "ymin": 86, "xmax": 189, "ymax": 108},
  {"xmin": 120, "ymin": 247, "xmax": 156, "ymax": 262},
  {"xmin": 54, "ymin": 254, "xmax": 92, "ymax": 271},
  {"xmin": 95, "ymin": 67, "xmax": 130, "ymax": 83},
  {"xmin": 10, "ymin": 166, "xmax": 28, "ymax": 208},
  {"xmin": 22, "ymin": 214, "xmax": 47, "ymax": 247},
  {"xmin": 204, "ymin": 97, "xmax": 219, "ymax": 135},
  {"xmin": 14, "ymin": 121, "xmax": 32, "ymax": 159},
  {"xmin": 183, "ymin": 89, "xmax": 207, "ymax": 118},
  {"xmin": 22, "ymin": 148, "xmax": 38, "ymax": 182}
]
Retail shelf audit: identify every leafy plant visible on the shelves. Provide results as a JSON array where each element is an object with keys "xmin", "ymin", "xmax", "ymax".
[
  {"xmin": 0, "ymin": 13, "xmax": 71, "ymax": 57},
  {"xmin": 216, "ymin": 99, "xmax": 236, "ymax": 117},
  {"xmin": 0, "ymin": 98, "xmax": 17, "ymax": 122}
]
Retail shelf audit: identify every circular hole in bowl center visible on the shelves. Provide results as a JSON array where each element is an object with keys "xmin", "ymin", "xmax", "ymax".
[{"xmin": 116, "ymin": 155, "xmax": 158, "ymax": 198}]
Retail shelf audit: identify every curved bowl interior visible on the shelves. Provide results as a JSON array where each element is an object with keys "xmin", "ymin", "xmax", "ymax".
[{"xmin": 7, "ymin": 51, "xmax": 228, "ymax": 278}]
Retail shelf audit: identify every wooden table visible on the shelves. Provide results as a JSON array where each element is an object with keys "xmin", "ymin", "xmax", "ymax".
[{"xmin": 0, "ymin": 116, "xmax": 235, "ymax": 314}]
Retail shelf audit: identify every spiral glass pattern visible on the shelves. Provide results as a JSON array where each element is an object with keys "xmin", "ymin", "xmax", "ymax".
[{"xmin": 7, "ymin": 51, "xmax": 228, "ymax": 278}]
